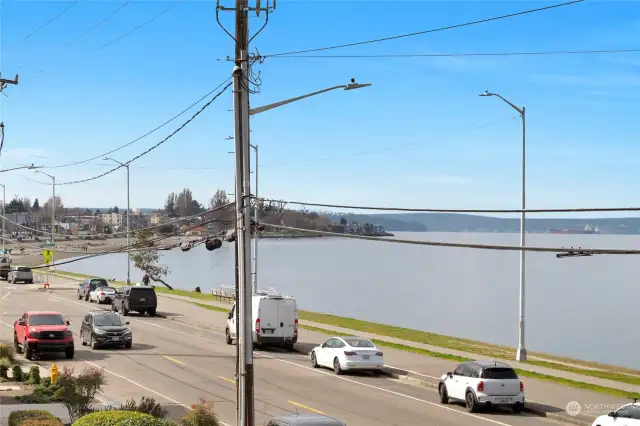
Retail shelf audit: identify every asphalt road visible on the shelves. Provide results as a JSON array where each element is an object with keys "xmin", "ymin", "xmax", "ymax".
[{"xmin": 0, "ymin": 284, "xmax": 566, "ymax": 426}]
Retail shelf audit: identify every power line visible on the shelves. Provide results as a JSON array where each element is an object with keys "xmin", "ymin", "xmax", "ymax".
[
  {"xmin": 263, "ymin": 0, "xmax": 583, "ymax": 57},
  {"xmin": 258, "ymin": 197, "xmax": 640, "ymax": 214},
  {"xmin": 65, "ymin": 1, "xmax": 132, "ymax": 47},
  {"xmin": 32, "ymin": 81, "xmax": 232, "ymax": 186},
  {"xmin": 90, "ymin": 0, "xmax": 185, "ymax": 54},
  {"xmin": 265, "ymin": 48, "xmax": 640, "ymax": 59},
  {"xmin": 23, "ymin": 0, "xmax": 82, "ymax": 41},
  {"xmin": 41, "ymin": 78, "xmax": 232, "ymax": 169},
  {"xmin": 259, "ymin": 222, "xmax": 640, "ymax": 255}
]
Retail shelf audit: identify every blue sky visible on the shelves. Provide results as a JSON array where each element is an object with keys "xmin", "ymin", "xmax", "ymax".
[{"xmin": 0, "ymin": 0, "xmax": 639, "ymax": 218}]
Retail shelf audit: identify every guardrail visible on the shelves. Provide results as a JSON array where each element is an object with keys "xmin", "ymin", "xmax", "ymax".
[{"xmin": 210, "ymin": 285, "xmax": 236, "ymax": 302}]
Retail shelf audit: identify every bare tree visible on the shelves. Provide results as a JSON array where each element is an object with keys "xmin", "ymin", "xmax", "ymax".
[
  {"xmin": 209, "ymin": 189, "xmax": 229, "ymax": 208},
  {"xmin": 176, "ymin": 188, "xmax": 193, "ymax": 216},
  {"xmin": 42, "ymin": 196, "xmax": 65, "ymax": 218},
  {"xmin": 130, "ymin": 229, "xmax": 172, "ymax": 289},
  {"xmin": 164, "ymin": 192, "xmax": 177, "ymax": 217}
]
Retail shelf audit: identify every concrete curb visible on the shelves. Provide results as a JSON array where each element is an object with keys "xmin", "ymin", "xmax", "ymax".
[{"xmin": 165, "ymin": 316, "xmax": 590, "ymax": 426}]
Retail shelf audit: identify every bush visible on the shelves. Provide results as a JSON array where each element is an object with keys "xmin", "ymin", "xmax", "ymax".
[
  {"xmin": 0, "ymin": 343, "xmax": 14, "ymax": 361},
  {"xmin": 181, "ymin": 400, "xmax": 220, "ymax": 426},
  {"xmin": 27, "ymin": 366, "xmax": 41, "ymax": 384},
  {"xmin": 7, "ymin": 410, "xmax": 58, "ymax": 426},
  {"xmin": 56, "ymin": 366, "xmax": 107, "ymax": 422},
  {"xmin": 0, "ymin": 357, "xmax": 11, "ymax": 379},
  {"xmin": 19, "ymin": 420, "xmax": 64, "ymax": 426},
  {"xmin": 12, "ymin": 365, "xmax": 24, "ymax": 382},
  {"xmin": 73, "ymin": 410, "xmax": 176, "ymax": 426},
  {"xmin": 114, "ymin": 397, "xmax": 167, "ymax": 418}
]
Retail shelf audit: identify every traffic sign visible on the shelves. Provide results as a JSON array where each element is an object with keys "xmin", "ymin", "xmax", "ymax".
[{"xmin": 42, "ymin": 249, "xmax": 54, "ymax": 264}]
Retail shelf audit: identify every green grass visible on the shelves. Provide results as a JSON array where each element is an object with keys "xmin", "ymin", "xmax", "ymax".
[{"xmin": 54, "ymin": 269, "xmax": 640, "ymax": 390}]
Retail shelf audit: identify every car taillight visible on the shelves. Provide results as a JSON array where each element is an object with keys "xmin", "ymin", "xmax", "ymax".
[
  {"xmin": 477, "ymin": 381, "xmax": 484, "ymax": 392},
  {"xmin": 255, "ymin": 318, "xmax": 260, "ymax": 334},
  {"xmin": 294, "ymin": 318, "xmax": 298, "ymax": 330},
  {"xmin": 376, "ymin": 352, "xmax": 383, "ymax": 356},
  {"xmin": 100, "ymin": 292, "xmax": 105, "ymax": 296},
  {"xmin": 344, "ymin": 351, "xmax": 356, "ymax": 356},
  {"xmin": 520, "ymin": 381, "xmax": 524, "ymax": 392}
]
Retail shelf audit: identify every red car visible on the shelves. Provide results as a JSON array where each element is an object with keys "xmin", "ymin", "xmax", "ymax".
[{"xmin": 13, "ymin": 311, "xmax": 75, "ymax": 360}]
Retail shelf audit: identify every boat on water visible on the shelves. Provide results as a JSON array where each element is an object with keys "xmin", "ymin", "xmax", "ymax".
[{"xmin": 547, "ymin": 225, "xmax": 600, "ymax": 235}]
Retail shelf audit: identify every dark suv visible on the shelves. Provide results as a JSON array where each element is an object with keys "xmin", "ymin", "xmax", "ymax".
[
  {"xmin": 80, "ymin": 311, "xmax": 132, "ymax": 349},
  {"xmin": 77, "ymin": 278, "xmax": 109, "ymax": 301},
  {"xmin": 112, "ymin": 285, "xmax": 157, "ymax": 316}
]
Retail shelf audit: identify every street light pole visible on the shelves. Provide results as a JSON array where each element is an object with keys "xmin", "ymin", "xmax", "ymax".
[
  {"xmin": 105, "ymin": 158, "xmax": 131, "ymax": 285},
  {"xmin": 0, "ymin": 184, "xmax": 5, "ymax": 255},
  {"xmin": 252, "ymin": 143, "xmax": 258, "ymax": 295},
  {"xmin": 35, "ymin": 170, "xmax": 56, "ymax": 265},
  {"xmin": 479, "ymin": 90, "xmax": 527, "ymax": 362}
]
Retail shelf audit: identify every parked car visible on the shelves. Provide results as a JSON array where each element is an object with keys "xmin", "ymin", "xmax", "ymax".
[
  {"xmin": 77, "ymin": 278, "xmax": 109, "ymax": 301},
  {"xmin": 226, "ymin": 291, "xmax": 298, "ymax": 350},
  {"xmin": 267, "ymin": 414, "xmax": 346, "ymax": 426},
  {"xmin": 13, "ymin": 311, "xmax": 74, "ymax": 360},
  {"xmin": 311, "ymin": 336, "xmax": 384, "ymax": 375},
  {"xmin": 592, "ymin": 402, "xmax": 640, "ymax": 426},
  {"xmin": 89, "ymin": 286, "xmax": 117, "ymax": 304},
  {"xmin": 438, "ymin": 360, "xmax": 525, "ymax": 413},
  {"xmin": 8, "ymin": 266, "xmax": 34, "ymax": 284},
  {"xmin": 80, "ymin": 311, "xmax": 132, "ymax": 349},
  {"xmin": 112, "ymin": 285, "xmax": 157, "ymax": 316},
  {"xmin": 0, "ymin": 256, "xmax": 12, "ymax": 280}
]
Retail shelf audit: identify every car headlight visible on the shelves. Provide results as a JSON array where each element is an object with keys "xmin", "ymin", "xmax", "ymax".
[
  {"xmin": 64, "ymin": 330, "xmax": 73, "ymax": 337},
  {"xmin": 123, "ymin": 328, "xmax": 132, "ymax": 335},
  {"xmin": 94, "ymin": 328, "xmax": 107, "ymax": 335}
]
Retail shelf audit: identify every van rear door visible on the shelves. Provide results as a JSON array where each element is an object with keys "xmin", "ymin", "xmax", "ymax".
[
  {"xmin": 277, "ymin": 298, "xmax": 297, "ymax": 338},
  {"xmin": 257, "ymin": 297, "xmax": 280, "ymax": 337}
]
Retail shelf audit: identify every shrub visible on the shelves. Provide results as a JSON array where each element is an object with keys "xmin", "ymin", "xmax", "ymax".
[
  {"xmin": 12, "ymin": 365, "xmax": 24, "ymax": 382},
  {"xmin": 19, "ymin": 420, "xmax": 64, "ymax": 426},
  {"xmin": 0, "ymin": 343, "xmax": 14, "ymax": 361},
  {"xmin": 27, "ymin": 365, "xmax": 41, "ymax": 384},
  {"xmin": 181, "ymin": 400, "xmax": 220, "ymax": 426},
  {"xmin": 114, "ymin": 397, "xmax": 168, "ymax": 418},
  {"xmin": 0, "ymin": 357, "xmax": 11, "ymax": 379},
  {"xmin": 72, "ymin": 410, "xmax": 176, "ymax": 426},
  {"xmin": 7, "ymin": 410, "xmax": 58, "ymax": 426},
  {"xmin": 56, "ymin": 366, "xmax": 107, "ymax": 422}
]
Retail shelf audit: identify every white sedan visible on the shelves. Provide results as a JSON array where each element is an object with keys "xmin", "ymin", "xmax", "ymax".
[
  {"xmin": 310, "ymin": 336, "xmax": 384, "ymax": 375},
  {"xmin": 89, "ymin": 286, "xmax": 117, "ymax": 304},
  {"xmin": 592, "ymin": 403, "xmax": 640, "ymax": 426}
]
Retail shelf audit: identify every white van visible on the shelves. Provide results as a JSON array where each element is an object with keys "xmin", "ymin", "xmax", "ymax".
[{"xmin": 225, "ymin": 291, "xmax": 298, "ymax": 351}]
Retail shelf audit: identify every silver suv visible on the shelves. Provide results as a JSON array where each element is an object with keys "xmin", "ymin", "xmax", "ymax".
[
  {"xmin": 8, "ymin": 266, "xmax": 34, "ymax": 284},
  {"xmin": 267, "ymin": 414, "xmax": 346, "ymax": 426}
]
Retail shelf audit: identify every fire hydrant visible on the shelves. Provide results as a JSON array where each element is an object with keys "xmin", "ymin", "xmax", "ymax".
[{"xmin": 50, "ymin": 363, "xmax": 59, "ymax": 385}]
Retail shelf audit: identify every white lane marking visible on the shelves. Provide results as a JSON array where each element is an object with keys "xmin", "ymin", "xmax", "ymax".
[
  {"xmin": 1, "ymin": 291, "xmax": 12, "ymax": 301},
  {"xmin": 43, "ymin": 294, "xmax": 518, "ymax": 426},
  {"xmin": 386, "ymin": 365, "xmax": 440, "ymax": 380}
]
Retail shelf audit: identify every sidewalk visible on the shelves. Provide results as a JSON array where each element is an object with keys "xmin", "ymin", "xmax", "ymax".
[{"xmin": 38, "ymin": 276, "xmax": 632, "ymax": 425}]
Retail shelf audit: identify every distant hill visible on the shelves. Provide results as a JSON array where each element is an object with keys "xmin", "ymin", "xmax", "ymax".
[{"xmin": 328, "ymin": 212, "xmax": 640, "ymax": 235}]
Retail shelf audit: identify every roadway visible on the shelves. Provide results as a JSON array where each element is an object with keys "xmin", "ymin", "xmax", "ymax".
[{"xmin": 0, "ymin": 283, "xmax": 566, "ymax": 426}]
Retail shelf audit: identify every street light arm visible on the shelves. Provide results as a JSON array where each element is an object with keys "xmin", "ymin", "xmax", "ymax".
[
  {"xmin": 104, "ymin": 157, "xmax": 127, "ymax": 167},
  {"xmin": 0, "ymin": 164, "xmax": 41, "ymax": 173},
  {"xmin": 35, "ymin": 170, "xmax": 55, "ymax": 180},
  {"xmin": 488, "ymin": 92, "xmax": 523, "ymax": 115},
  {"xmin": 249, "ymin": 85, "xmax": 347, "ymax": 116}
]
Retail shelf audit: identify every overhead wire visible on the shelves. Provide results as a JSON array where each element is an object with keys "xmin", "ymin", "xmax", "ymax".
[
  {"xmin": 259, "ymin": 223, "xmax": 640, "ymax": 256},
  {"xmin": 90, "ymin": 0, "xmax": 186, "ymax": 54},
  {"xmin": 258, "ymin": 198, "xmax": 640, "ymax": 214},
  {"xmin": 30, "ymin": 81, "xmax": 233, "ymax": 186},
  {"xmin": 65, "ymin": 1, "xmax": 133, "ymax": 47},
  {"xmin": 41, "ymin": 77, "xmax": 232, "ymax": 169},
  {"xmin": 265, "ymin": 48, "xmax": 640, "ymax": 59},
  {"xmin": 263, "ymin": 0, "xmax": 584, "ymax": 57},
  {"xmin": 23, "ymin": 0, "xmax": 82, "ymax": 41}
]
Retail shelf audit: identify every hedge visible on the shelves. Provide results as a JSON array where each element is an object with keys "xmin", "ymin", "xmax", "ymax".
[
  {"xmin": 72, "ymin": 411, "xmax": 176, "ymax": 426},
  {"xmin": 7, "ymin": 410, "xmax": 60, "ymax": 426},
  {"xmin": 17, "ymin": 420, "xmax": 64, "ymax": 426}
]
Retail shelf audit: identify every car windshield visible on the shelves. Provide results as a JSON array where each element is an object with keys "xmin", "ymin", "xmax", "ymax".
[
  {"xmin": 481, "ymin": 367, "xmax": 518, "ymax": 379},
  {"xmin": 342, "ymin": 337, "xmax": 375, "ymax": 348},
  {"xmin": 17, "ymin": 267, "xmax": 31, "ymax": 272},
  {"xmin": 94, "ymin": 314, "xmax": 125, "ymax": 327},
  {"xmin": 90, "ymin": 279, "xmax": 108, "ymax": 287},
  {"xmin": 28, "ymin": 314, "xmax": 65, "ymax": 326}
]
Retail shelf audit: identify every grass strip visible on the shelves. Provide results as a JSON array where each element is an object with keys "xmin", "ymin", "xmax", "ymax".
[{"xmin": 53, "ymin": 270, "xmax": 640, "ymax": 387}]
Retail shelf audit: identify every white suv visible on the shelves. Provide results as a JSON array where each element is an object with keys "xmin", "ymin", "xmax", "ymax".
[
  {"xmin": 439, "ymin": 360, "xmax": 525, "ymax": 413},
  {"xmin": 592, "ymin": 402, "xmax": 640, "ymax": 426}
]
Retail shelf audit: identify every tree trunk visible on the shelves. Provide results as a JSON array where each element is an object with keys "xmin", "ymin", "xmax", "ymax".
[{"xmin": 151, "ymin": 276, "xmax": 173, "ymax": 290}]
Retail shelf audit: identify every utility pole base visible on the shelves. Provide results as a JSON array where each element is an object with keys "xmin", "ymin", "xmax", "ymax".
[{"xmin": 516, "ymin": 347, "xmax": 527, "ymax": 362}]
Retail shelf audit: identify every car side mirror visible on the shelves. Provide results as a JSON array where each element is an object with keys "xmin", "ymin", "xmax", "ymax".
[
  {"xmin": 227, "ymin": 312, "xmax": 233, "ymax": 319},
  {"xmin": 18, "ymin": 320, "xmax": 25, "ymax": 326},
  {"xmin": 126, "ymin": 321, "xmax": 130, "ymax": 325},
  {"xmin": 608, "ymin": 411, "xmax": 615, "ymax": 417},
  {"xmin": 447, "ymin": 372, "xmax": 453, "ymax": 378},
  {"xmin": 66, "ymin": 320, "xmax": 71, "ymax": 325}
]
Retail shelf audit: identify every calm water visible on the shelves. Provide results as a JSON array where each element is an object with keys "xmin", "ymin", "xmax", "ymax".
[{"xmin": 60, "ymin": 232, "xmax": 640, "ymax": 368}]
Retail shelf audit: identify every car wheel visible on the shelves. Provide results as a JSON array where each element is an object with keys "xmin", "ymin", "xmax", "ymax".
[
  {"xmin": 513, "ymin": 402, "xmax": 523, "ymax": 413},
  {"xmin": 24, "ymin": 342, "xmax": 33, "ymax": 360},
  {"xmin": 124, "ymin": 342, "xmax": 132, "ymax": 349},
  {"xmin": 13, "ymin": 334, "xmax": 22, "ymax": 354},
  {"xmin": 283, "ymin": 343, "xmax": 294, "ymax": 351},
  {"xmin": 438, "ymin": 383, "xmax": 449, "ymax": 404},
  {"xmin": 333, "ymin": 357, "xmax": 343, "ymax": 375},
  {"xmin": 26, "ymin": 280, "xmax": 33, "ymax": 284},
  {"xmin": 311, "ymin": 352, "xmax": 318, "ymax": 368},
  {"xmin": 122, "ymin": 304, "xmax": 129, "ymax": 316},
  {"xmin": 90, "ymin": 335, "xmax": 98, "ymax": 350},
  {"xmin": 85, "ymin": 294, "xmax": 89, "ymax": 301},
  {"xmin": 225, "ymin": 329, "xmax": 232, "ymax": 345},
  {"xmin": 465, "ymin": 391, "xmax": 478, "ymax": 413},
  {"xmin": 77, "ymin": 292, "xmax": 82, "ymax": 300},
  {"xmin": 65, "ymin": 347, "xmax": 75, "ymax": 360},
  {"xmin": 148, "ymin": 308, "xmax": 156, "ymax": 317}
]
